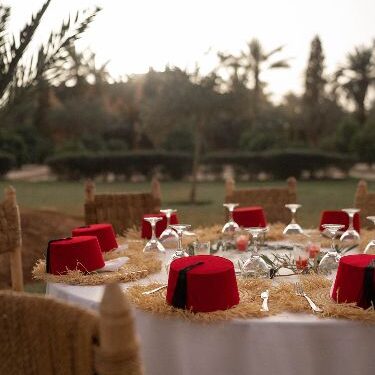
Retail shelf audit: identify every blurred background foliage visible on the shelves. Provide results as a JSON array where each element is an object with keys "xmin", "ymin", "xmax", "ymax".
[{"xmin": 0, "ymin": 2, "xmax": 375, "ymax": 201}]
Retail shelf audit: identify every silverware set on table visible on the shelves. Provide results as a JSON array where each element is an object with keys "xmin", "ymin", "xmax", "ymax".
[
  {"xmin": 259, "ymin": 283, "xmax": 322, "ymax": 313},
  {"xmin": 142, "ymin": 283, "xmax": 323, "ymax": 313}
]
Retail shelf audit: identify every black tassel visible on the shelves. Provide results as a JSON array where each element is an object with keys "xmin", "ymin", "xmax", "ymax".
[
  {"xmin": 172, "ymin": 261, "xmax": 204, "ymax": 309},
  {"xmin": 363, "ymin": 260, "xmax": 375, "ymax": 308}
]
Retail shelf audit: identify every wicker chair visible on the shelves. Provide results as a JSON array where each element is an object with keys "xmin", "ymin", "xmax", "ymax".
[
  {"xmin": 0, "ymin": 186, "xmax": 23, "ymax": 291},
  {"xmin": 84, "ymin": 177, "xmax": 162, "ymax": 235},
  {"xmin": 354, "ymin": 179, "xmax": 375, "ymax": 228},
  {"xmin": 0, "ymin": 283, "xmax": 143, "ymax": 375},
  {"xmin": 224, "ymin": 177, "xmax": 297, "ymax": 224}
]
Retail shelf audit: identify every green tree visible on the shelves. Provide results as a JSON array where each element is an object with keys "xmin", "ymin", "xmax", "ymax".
[
  {"xmin": 302, "ymin": 36, "xmax": 326, "ymax": 146},
  {"xmin": 334, "ymin": 44, "xmax": 375, "ymax": 125},
  {"xmin": 140, "ymin": 67, "xmax": 221, "ymax": 202}
]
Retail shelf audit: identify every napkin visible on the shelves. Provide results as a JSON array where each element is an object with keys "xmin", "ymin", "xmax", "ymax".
[{"xmin": 97, "ymin": 256, "xmax": 129, "ymax": 272}]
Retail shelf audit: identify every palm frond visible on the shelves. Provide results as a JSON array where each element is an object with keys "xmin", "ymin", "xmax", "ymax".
[
  {"xmin": 268, "ymin": 59, "xmax": 290, "ymax": 69},
  {"xmin": 264, "ymin": 45, "xmax": 285, "ymax": 60},
  {"xmin": 0, "ymin": 4, "xmax": 10, "ymax": 48},
  {"xmin": 4, "ymin": 6, "xmax": 101, "ymax": 106},
  {"xmin": 0, "ymin": 0, "xmax": 51, "ymax": 98}
]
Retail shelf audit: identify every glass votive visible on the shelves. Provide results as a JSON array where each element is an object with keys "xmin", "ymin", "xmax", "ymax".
[
  {"xmin": 307, "ymin": 241, "xmax": 320, "ymax": 259},
  {"xmin": 294, "ymin": 245, "xmax": 309, "ymax": 270},
  {"xmin": 235, "ymin": 234, "xmax": 249, "ymax": 252},
  {"xmin": 193, "ymin": 241, "xmax": 211, "ymax": 255}
]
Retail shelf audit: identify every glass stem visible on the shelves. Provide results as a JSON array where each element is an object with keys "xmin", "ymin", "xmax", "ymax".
[
  {"xmin": 166, "ymin": 213, "xmax": 171, "ymax": 226},
  {"xmin": 330, "ymin": 236, "xmax": 336, "ymax": 253},
  {"xmin": 151, "ymin": 221, "xmax": 157, "ymax": 242},
  {"xmin": 253, "ymin": 234, "xmax": 259, "ymax": 257},
  {"xmin": 348, "ymin": 213, "xmax": 354, "ymax": 230},
  {"xmin": 176, "ymin": 231, "xmax": 183, "ymax": 256},
  {"xmin": 229, "ymin": 208, "xmax": 234, "ymax": 222}
]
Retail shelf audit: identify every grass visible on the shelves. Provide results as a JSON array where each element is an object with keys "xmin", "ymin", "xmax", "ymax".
[{"xmin": 0, "ymin": 178, "xmax": 373, "ymax": 228}]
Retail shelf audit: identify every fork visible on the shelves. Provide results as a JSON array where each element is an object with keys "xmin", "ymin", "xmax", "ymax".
[{"xmin": 294, "ymin": 282, "xmax": 323, "ymax": 313}]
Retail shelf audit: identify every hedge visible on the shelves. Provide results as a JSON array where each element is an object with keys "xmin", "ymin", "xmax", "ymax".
[
  {"xmin": 46, "ymin": 149, "xmax": 356, "ymax": 181},
  {"xmin": 46, "ymin": 151, "xmax": 192, "ymax": 180},
  {"xmin": 204, "ymin": 149, "xmax": 356, "ymax": 179},
  {"xmin": 0, "ymin": 152, "xmax": 15, "ymax": 177}
]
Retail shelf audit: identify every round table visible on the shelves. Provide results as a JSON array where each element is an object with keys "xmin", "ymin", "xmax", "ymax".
[{"xmin": 47, "ymin": 249, "xmax": 375, "ymax": 375}]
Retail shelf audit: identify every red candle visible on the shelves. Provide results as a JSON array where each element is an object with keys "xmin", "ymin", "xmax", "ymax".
[
  {"xmin": 295, "ymin": 256, "xmax": 308, "ymax": 270},
  {"xmin": 236, "ymin": 235, "xmax": 249, "ymax": 251},
  {"xmin": 307, "ymin": 243, "xmax": 320, "ymax": 259}
]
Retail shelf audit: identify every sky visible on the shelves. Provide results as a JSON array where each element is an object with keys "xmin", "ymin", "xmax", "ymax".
[{"xmin": 4, "ymin": 0, "xmax": 375, "ymax": 102}]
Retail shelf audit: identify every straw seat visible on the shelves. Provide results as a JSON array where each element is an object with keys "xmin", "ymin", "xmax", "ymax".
[
  {"xmin": 0, "ymin": 186, "xmax": 23, "ymax": 291},
  {"xmin": 224, "ymin": 177, "xmax": 297, "ymax": 224},
  {"xmin": 84, "ymin": 177, "xmax": 161, "ymax": 235},
  {"xmin": 354, "ymin": 179, "xmax": 375, "ymax": 228},
  {"xmin": 0, "ymin": 283, "xmax": 143, "ymax": 375}
]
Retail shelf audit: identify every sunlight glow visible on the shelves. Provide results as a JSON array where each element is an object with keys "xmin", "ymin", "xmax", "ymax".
[{"xmin": 5, "ymin": 0, "xmax": 375, "ymax": 101}]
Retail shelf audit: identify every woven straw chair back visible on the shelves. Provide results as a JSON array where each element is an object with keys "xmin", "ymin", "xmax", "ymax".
[
  {"xmin": 0, "ymin": 283, "xmax": 143, "ymax": 375},
  {"xmin": 225, "ymin": 177, "xmax": 297, "ymax": 224},
  {"xmin": 0, "ymin": 186, "xmax": 23, "ymax": 291},
  {"xmin": 354, "ymin": 179, "xmax": 375, "ymax": 228},
  {"xmin": 84, "ymin": 178, "xmax": 161, "ymax": 235}
]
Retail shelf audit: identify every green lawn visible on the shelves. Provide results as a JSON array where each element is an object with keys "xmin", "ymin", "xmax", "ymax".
[{"xmin": 0, "ymin": 178, "xmax": 372, "ymax": 228}]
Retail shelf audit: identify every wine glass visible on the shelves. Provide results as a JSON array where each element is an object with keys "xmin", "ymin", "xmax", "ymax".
[
  {"xmin": 283, "ymin": 204, "xmax": 303, "ymax": 235},
  {"xmin": 340, "ymin": 208, "xmax": 360, "ymax": 242},
  {"xmin": 222, "ymin": 203, "xmax": 240, "ymax": 244},
  {"xmin": 159, "ymin": 209, "xmax": 178, "ymax": 248},
  {"xmin": 238, "ymin": 227, "xmax": 269, "ymax": 278},
  {"xmin": 169, "ymin": 224, "xmax": 191, "ymax": 261},
  {"xmin": 319, "ymin": 224, "xmax": 344, "ymax": 276},
  {"xmin": 143, "ymin": 217, "xmax": 165, "ymax": 253},
  {"xmin": 364, "ymin": 216, "xmax": 375, "ymax": 254}
]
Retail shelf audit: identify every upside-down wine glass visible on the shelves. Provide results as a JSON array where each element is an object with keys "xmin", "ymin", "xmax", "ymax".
[
  {"xmin": 319, "ymin": 224, "xmax": 344, "ymax": 276},
  {"xmin": 169, "ymin": 224, "xmax": 191, "ymax": 261},
  {"xmin": 283, "ymin": 204, "xmax": 303, "ymax": 235},
  {"xmin": 143, "ymin": 217, "xmax": 165, "ymax": 253},
  {"xmin": 238, "ymin": 227, "xmax": 269, "ymax": 278},
  {"xmin": 159, "ymin": 209, "xmax": 178, "ymax": 248},
  {"xmin": 340, "ymin": 208, "xmax": 360, "ymax": 243},
  {"xmin": 165, "ymin": 224, "xmax": 191, "ymax": 274},
  {"xmin": 364, "ymin": 216, "xmax": 375, "ymax": 254},
  {"xmin": 222, "ymin": 203, "xmax": 240, "ymax": 242}
]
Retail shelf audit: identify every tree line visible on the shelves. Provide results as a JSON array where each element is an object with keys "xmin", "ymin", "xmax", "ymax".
[{"xmin": 0, "ymin": 2, "xmax": 375, "ymax": 200}]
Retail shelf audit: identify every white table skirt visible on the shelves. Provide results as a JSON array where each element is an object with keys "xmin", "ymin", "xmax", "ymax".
[{"xmin": 47, "ymin": 276, "xmax": 375, "ymax": 375}]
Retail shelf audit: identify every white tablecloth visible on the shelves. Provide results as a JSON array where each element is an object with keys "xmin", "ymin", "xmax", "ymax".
[{"xmin": 47, "ymin": 249, "xmax": 375, "ymax": 375}]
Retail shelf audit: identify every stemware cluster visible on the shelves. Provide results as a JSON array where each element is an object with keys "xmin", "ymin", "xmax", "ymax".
[
  {"xmin": 142, "ymin": 201, "xmax": 371, "ymax": 280},
  {"xmin": 143, "ymin": 208, "xmax": 180, "ymax": 255}
]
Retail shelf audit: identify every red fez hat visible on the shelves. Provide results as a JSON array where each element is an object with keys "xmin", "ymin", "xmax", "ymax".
[
  {"xmin": 72, "ymin": 223, "xmax": 118, "ymax": 252},
  {"xmin": 166, "ymin": 255, "xmax": 239, "ymax": 312},
  {"xmin": 46, "ymin": 236, "xmax": 105, "ymax": 275}
]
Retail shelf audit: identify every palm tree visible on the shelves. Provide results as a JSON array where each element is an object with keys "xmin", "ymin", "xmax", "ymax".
[
  {"xmin": 217, "ymin": 52, "xmax": 244, "ymax": 91},
  {"xmin": 241, "ymin": 38, "xmax": 290, "ymax": 113},
  {"xmin": 64, "ymin": 46, "xmax": 111, "ymax": 88},
  {"xmin": 0, "ymin": 1, "xmax": 100, "ymax": 108},
  {"xmin": 335, "ymin": 44, "xmax": 375, "ymax": 125}
]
